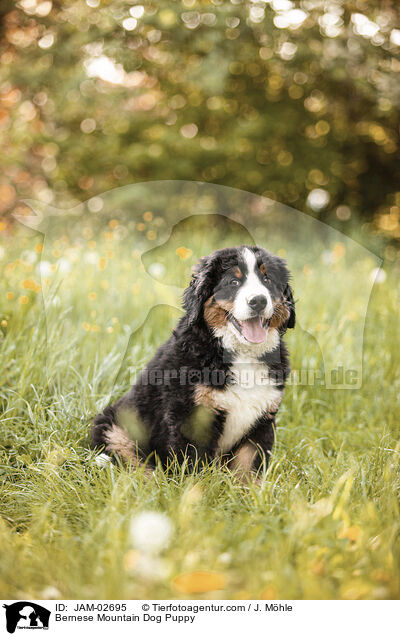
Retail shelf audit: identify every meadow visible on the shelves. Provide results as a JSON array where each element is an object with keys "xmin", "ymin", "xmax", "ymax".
[{"xmin": 0, "ymin": 211, "xmax": 399, "ymax": 600}]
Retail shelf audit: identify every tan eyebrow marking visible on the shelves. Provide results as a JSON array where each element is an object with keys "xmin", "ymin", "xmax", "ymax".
[
  {"xmin": 233, "ymin": 266, "xmax": 243, "ymax": 278},
  {"xmin": 260, "ymin": 263, "xmax": 267, "ymax": 275}
]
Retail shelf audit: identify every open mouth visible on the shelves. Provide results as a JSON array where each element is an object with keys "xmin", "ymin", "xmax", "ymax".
[{"xmin": 227, "ymin": 314, "xmax": 270, "ymax": 344}]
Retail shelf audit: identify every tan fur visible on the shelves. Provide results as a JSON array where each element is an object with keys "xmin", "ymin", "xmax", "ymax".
[
  {"xmin": 104, "ymin": 425, "xmax": 140, "ymax": 463},
  {"xmin": 193, "ymin": 384, "xmax": 219, "ymax": 411},
  {"xmin": 260, "ymin": 263, "xmax": 267, "ymax": 275},
  {"xmin": 230, "ymin": 441, "xmax": 258, "ymax": 473},
  {"xmin": 268, "ymin": 392, "xmax": 283, "ymax": 414},
  {"xmin": 270, "ymin": 301, "xmax": 290, "ymax": 329},
  {"xmin": 203, "ymin": 297, "xmax": 233, "ymax": 329}
]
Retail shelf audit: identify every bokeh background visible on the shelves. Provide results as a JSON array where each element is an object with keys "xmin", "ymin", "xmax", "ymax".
[
  {"xmin": 0, "ymin": 0, "xmax": 399, "ymax": 256},
  {"xmin": 1, "ymin": 0, "xmax": 400, "ymax": 601}
]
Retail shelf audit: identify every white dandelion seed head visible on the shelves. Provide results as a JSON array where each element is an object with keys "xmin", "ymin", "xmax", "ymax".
[
  {"xmin": 130, "ymin": 511, "xmax": 173, "ymax": 554},
  {"xmin": 135, "ymin": 554, "xmax": 171, "ymax": 581},
  {"xmin": 148, "ymin": 262, "xmax": 166, "ymax": 280},
  {"xmin": 217, "ymin": 552, "xmax": 232, "ymax": 564},
  {"xmin": 85, "ymin": 251, "xmax": 99, "ymax": 264},
  {"xmin": 94, "ymin": 453, "xmax": 112, "ymax": 467},
  {"xmin": 37, "ymin": 260, "xmax": 53, "ymax": 277}
]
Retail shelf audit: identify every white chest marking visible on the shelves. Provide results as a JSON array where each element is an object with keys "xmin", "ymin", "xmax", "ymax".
[{"xmin": 212, "ymin": 357, "xmax": 282, "ymax": 453}]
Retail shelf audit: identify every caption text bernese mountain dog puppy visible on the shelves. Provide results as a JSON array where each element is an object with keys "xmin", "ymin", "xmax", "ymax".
[{"xmin": 92, "ymin": 245, "xmax": 295, "ymax": 480}]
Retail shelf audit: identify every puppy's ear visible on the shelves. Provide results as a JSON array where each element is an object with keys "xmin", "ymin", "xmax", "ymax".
[
  {"xmin": 283, "ymin": 282, "xmax": 295, "ymax": 329},
  {"xmin": 183, "ymin": 254, "xmax": 219, "ymax": 325}
]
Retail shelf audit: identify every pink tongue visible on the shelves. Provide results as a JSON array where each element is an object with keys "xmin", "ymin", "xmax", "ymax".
[{"xmin": 240, "ymin": 317, "xmax": 266, "ymax": 343}]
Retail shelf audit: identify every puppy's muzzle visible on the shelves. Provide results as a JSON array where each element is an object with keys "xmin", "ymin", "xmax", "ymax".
[{"xmin": 247, "ymin": 294, "xmax": 267, "ymax": 313}]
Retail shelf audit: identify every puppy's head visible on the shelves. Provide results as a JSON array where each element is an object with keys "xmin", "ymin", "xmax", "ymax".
[{"xmin": 183, "ymin": 245, "xmax": 295, "ymax": 348}]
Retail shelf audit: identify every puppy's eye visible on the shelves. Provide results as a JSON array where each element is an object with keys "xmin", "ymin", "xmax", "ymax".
[
  {"xmin": 262, "ymin": 274, "xmax": 270, "ymax": 283},
  {"xmin": 230, "ymin": 278, "xmax": 240, "ymax": 286}
]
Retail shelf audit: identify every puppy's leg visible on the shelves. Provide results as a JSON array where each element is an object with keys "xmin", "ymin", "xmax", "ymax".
[
  {"xmin": 229, "ymin": 440, "xmax": 259, "ymax": 482},
  {"xmin": 91, "ymin": 405, "xmax": 149, "ymax": 468},
  {"xmin": 164, "ymin": 418, "xmax": 199, "ymax": 470},
  {"xmin": 229, "ymin": 414, "xmax": 276, "ymax": 482}
]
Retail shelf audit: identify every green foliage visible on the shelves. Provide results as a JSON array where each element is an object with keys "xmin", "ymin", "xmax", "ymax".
[{"xmin": 0, "ymin": 0, "xmax": 400, "ymax": 236}]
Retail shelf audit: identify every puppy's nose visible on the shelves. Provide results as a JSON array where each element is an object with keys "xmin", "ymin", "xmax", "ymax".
[{"xmin": 247, "ymin": 294, "xmax": 267, "ymax": 312}]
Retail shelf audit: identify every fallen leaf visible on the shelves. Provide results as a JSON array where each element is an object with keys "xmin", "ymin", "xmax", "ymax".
[{"xmin": 172, "ymin": 571, "xmax": 226, "ymax": 594}]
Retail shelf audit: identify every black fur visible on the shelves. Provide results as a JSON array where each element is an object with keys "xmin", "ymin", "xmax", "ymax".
[{"xmin": 92, "ymin": 245, "xmax": 295, "ymax": 476}]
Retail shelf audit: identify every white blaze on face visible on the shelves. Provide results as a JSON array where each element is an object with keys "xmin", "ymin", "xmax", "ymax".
[{"xmin": 233, "ymin": 248, "xmax": 273, "ymax": 321}]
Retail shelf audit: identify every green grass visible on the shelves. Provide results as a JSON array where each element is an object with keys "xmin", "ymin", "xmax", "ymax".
[{"xmin": 0, "ymin": 222, "xmax": 399, "ymax": 600}]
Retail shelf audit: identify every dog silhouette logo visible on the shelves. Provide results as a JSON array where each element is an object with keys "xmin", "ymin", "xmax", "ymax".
[{"xmin": 3, "ymin": 602, "xmax": 50, "ymax": 633}]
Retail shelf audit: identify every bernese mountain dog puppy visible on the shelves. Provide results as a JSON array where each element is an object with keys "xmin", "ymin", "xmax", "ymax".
[{"xmin": 92, "ymin": 245, "xmax": 295, "ymax": 479}]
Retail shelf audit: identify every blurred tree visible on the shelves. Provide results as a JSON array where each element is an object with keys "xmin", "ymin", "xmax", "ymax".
[{"xmin": 0, "ymin": 0, "xmax": 399, "ymax": 238}]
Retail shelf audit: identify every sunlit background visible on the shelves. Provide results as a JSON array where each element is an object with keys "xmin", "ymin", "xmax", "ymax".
[
  {"xmin": 1, "ymin": 1, "xmax": 400, "ymax": 601},
  {"xmin": 0, "ymin": 0, "xmax": 399, "ymax": 257}
]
